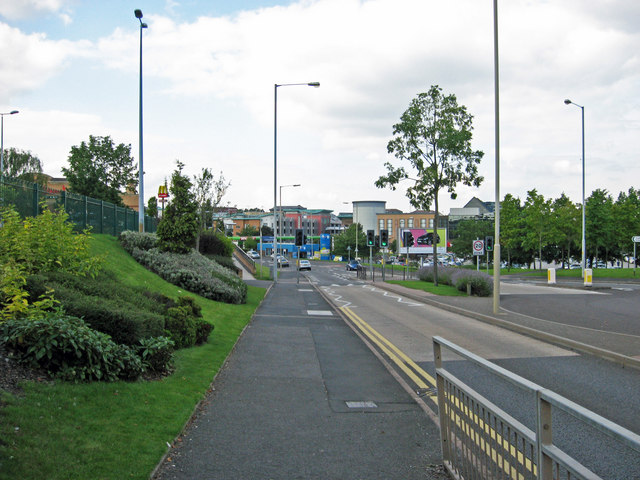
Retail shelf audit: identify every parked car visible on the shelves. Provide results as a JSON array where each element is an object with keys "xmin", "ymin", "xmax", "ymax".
[
  {"xmin": 346, "ymin": 259, "xmax": 361, "ymax": 271},
  {"xmin": 298, "ymin": 259, "xmax": 311, "ymax": 271},
  {"xmin": 247, "ymin": 250, "xmax": 260, "ymax": 259}
]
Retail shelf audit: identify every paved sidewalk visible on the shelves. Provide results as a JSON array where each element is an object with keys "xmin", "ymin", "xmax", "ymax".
[{"xmin": 153, "ymin": 273, "xmax": 445, "ymax": 479}]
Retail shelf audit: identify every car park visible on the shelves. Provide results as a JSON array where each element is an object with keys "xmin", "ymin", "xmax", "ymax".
[{"xmin": 298, "ymin": 259, "xmax": 311, "ymax": 271}]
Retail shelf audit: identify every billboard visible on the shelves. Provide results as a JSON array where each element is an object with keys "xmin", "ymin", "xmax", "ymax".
[{"xmin": 399, "ymin": 228, "xmax": 448, "ymax": 254}]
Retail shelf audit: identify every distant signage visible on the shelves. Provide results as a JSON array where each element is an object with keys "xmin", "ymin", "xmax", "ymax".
[
  {"xmin": 400, "ymin": 228, "xmax": 447, "ymax": 254},
  {"xmin": 472, "ymin": 239, "xmax": 485, "ymax": 256},
  {"xmin": 158, "ymin": 185, "xmax": 169, "ymax": 199},
  {"xmin": 633, "ymin": 236, "xmax": 640, "ymax": 243}
]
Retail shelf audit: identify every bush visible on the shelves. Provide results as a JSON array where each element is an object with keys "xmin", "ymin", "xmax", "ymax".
[
  {"xmin": 206, "ymin": 254, "xmax": 240, "ymax": 274},
  {"xmin": 1, "ymin": 313, "xmax": 145, "ymax": 382},
  {"xmin": 119, "ymin": 231, "xmax": 158, "ymax": 253},
  {"xmin": 195, "ymin": 319, "xmax": 214, "ymax": 345},
  {"xmin": 165, "ymin": 306, "xmax": 197, "ymax": 349},
  {"xmin": 416, "ymin": 265, "xmax": 456, "ymax": 286},
  {"xmin": 451, "ymin": 270, "xmax": 493, "ymax": 297},
  {"xmin": 138, "ymin": 336, "xmax": 175, "ymax": 373},
  {"xmin": 199, "ymin": 230, "xmax": 234, "ymax": 257},
  {"xmin": 130, "ymin": 248, "xmax": 247, "ymax": 304}
]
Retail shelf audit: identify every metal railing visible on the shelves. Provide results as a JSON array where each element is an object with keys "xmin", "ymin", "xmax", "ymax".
[
  {"xmin": 0, "ymin": 176, "xmax": 157, "ymax": 234},
  {"xmin": 433, "ymin": 336, "xmax": 640, "ymax": 480}
]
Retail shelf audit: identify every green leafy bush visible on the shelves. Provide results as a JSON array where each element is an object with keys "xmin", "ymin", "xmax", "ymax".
[
  {"xmin": 25, "ymin": 273, "xmax": 165, "ymax": 345},
  {"xmin": 1, "ymin": 263, "xmax": 58, "ymax": 322},
  {"xmin": 130, "ymin": 248, "xmax": 247, "ymax": 304},
  {"xmin": 206, "ymin": 254, "xmax": 240, "ymax": 274},
  {"xmin": 195, "ymin": 318, "xmax": 214, "ymax": 345},
  {"xmin": 118, "ymin": 231, "xmax": 158, "ymax": 252},
  {"xmin": 138, "ymin": 336, "xmax": 175, "ymax": 373},
  {"xmin": 0, "ymin": 204, "xmax": 103, "ymax": 277},
  {"xmin": 1, "ymin": 313, "xmax": 145, "ymax": 382},
  {"xmin": 165, "ymin": 306, "xmax": 197, "ymax": 349},
  {"xmin": 199, "ymin": 230, "xmax": 234, "ymax": 257}
]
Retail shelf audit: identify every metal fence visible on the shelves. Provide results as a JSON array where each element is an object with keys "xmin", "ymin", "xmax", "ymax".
[
  {"xmin": 433, "ymin": 336, "xmax": 640, "ymax": 480},
  {"xmin": 0, "ymin": 177, "xmax": 157, "ymax": 234}
]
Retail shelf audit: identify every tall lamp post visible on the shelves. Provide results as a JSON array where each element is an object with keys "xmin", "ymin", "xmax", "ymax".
[
  {"xmin": 273, "ymin": 81, "xmax": 319, "ymax": 283},
  {"xmin": 135, "ymin": 9, "xmax": 148, "ymax": 232},
  {"xmin": 279, "ymin": 183, "xmax": 301, "ymax": 260},
  {"xmin": 0, "ymin": 110, "xmax": 19, "ymax": 180},
  {"xmin": 564, "ymin": 99, "xmax": 586, "ymax": 278}
]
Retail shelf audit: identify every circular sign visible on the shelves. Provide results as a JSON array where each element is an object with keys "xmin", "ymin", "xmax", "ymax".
[{"xmin": 473, "ymin": 240, "xmax": 484, "ymax": 254}]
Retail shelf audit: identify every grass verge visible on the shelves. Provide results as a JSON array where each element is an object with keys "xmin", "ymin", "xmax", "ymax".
[
  {"xmin": 386, "ymin": 279, "xmax": 466, "ymax": 296},
  {"xmin": 0, "ymin": 234, "xmax": 266, "ymax": 480}
]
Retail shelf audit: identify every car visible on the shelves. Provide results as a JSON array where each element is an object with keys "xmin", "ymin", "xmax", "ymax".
[
  {"xmin": 278, "ymin": 256, "xmax": 289, "ymax": 267},
  {"xmin": 416, "ymin": 232, "xmax": 440, "ymax": 246},
  {"xmin": 247, "ymin": 250, "xmax": 260, "ymax": 259},
  {"xmin": 346, "ymin": 259, "xmax": 361, "ymax": 271},
  {"xmin": 298, "ymin": 259, "xmax": 311, "ymax": 271}
]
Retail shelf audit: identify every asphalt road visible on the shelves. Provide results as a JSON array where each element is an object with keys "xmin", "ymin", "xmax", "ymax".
[{"xmin": 301, "ymin": 262, "xmax": 640, "ymax": 479}]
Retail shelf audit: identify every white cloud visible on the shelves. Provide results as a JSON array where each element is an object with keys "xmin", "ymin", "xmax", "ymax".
[{"xmin": 0, "ymin": 0, "xmax": 74, "ymax": 20}]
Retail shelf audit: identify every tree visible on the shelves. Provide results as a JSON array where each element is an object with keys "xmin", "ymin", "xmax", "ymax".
[
  {"xmin": 261, "ymin": 225, "xmax": 274, "ymax": 236},
  {"xmin": 193, "ymin": 168, "xmax": 230, "ymax": 251},
  {"xmin": 239, "ymin": 225, "xmax": 259, "ymax": 236},
  {"xmin": 586, "ymin": 189, "xmax": 615, "ymax": 264},
  {"xmin": 549, "ymin": 193, "xmax": 580, "ymax": 267},
  {"xmin": 156, "ymin": 161, "xmax": 199, "ymax": 253},
  {"xmin": 1, "ymin": 147, "xmax": 47, "ymax": 184},
  {"xmin": 613, "ymin": 188, "xmax": 640, "ymax": 267},
  {"xmin": 332, "ymin": 223, "xmax": 367, "ymax": 259},
  {"xmin": 500, "ymin": 194, "xmax": 525, "ymax": 268},
  {"xmin": 522, "ymin": 189, "xmax": 552, "ymax": 269},
  {"xmin": 450, "ymin": 219, "xmax": 493, "ymax": 260},
  {"xmin": 147, "ymin": 196, "xmax": 158, "ymax": 219},
  {"xmin": 62, "ymin": 135, "xmax": 137, "ymax": 206},
  {"xmin": 376, "ymin": 85, "xmax": 484, "ymax": 285}
]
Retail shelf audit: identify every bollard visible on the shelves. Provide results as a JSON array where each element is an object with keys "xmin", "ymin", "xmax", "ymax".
[
  {"xmin": 547, "ymin": 268, "xmax": 556, "ymax": 285},
  {"xmin": 584, "ymin": 268, "xmax": 593, "ymax": 287}
]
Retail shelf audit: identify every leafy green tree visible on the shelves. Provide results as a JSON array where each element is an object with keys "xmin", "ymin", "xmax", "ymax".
[
  {"xmin": 613, "ymin": 188, "xmax": 640, "ymax": 266},
  {"xmin": 147, "ymin": 196, "xmax": 158, "ymax": 218},
  {"xmin": 586, "ymin": 189, "xmax": 615, "ymax": 264},
  {"xmin": 332, "ymin": 223, "xmax": 367, "ymax": 259},
  {"xmin": 156, "ymin": 161, "xmax": 199, "ymax": 253},
  {"xmin": 239, "ymin": 225, "xmax": 259, "ymax": 236},
  {"xmin": 376, "ymin": 85, "xmax": 484, "ymax": 285},
  {"xmin": 521, "ymin": 189, "xmax": 553, "ymax": 269},
  {"xmin": 450, "ymin": 219, "xmax": 493, "ymax": 259},
  {"xmin": 62, "ymin": 135, "xmax": 137, "ymax": 206},
  {"xmin": 193, "ymin": 168, "xmax": 230, "ymax": 251},
  {"xmin": 550, "ymin": 193, "xmax": 580, "ymax": 267},
  {"xmin": 500, "ymin": 194, "xmax": 525, "ymax": 268},
  {"xmin": 1, "ymin": 147, "xmax": 47, "ymax": 184},
  {"xmin": 261, "ymin": 225, "xmax": 274, "ymax": 236}
]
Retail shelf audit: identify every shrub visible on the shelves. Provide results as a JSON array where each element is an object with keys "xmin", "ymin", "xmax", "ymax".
[
  {"xmin": 177, "ymin": 295, "xmax": 202, "ymax": 318},
  {"xmin": 119, "ymin": 230, "xmax": 158, "ymax": 253},
  {"xmin": 195, "ymin": 318, "xmax": 214, "ymax": 345},
  {"xmin": 451, "ymin": 270, "xmax": 493, "ymax": 297},
  {"xmin": 138, "ymin": 336, "xmax": 175, "ymax": 373},
  {"xmin": 1, "ymin": 263, "xmax": 58, "ymax": 322},
  {"xmin": 130, "ymin": 248, "xmax": 247, "ymax": 304},
  {"xmin": 1, "ymin": 313, "xmax": 144, "ymax": 382},
  {"xmin": 206, "ymin": 254, "xmax": 240, "ymax": 274},
  {"xmin": 165, "ymin": 306, "xmax": 197, "ymax": 349},
  {"xmin": 416, "ymin": 265, "xmax": 456, "ymax": 286},
  {"xmin": 0, "ymin": 204, "xmax": 103, "ymax": 277},
  {"xmin": 199, "ymin": 230, "xmax": 234, "ymax": 257}
]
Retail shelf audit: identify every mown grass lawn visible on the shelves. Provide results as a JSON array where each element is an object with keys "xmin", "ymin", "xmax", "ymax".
[
  {"xmin": 386, "ymin": 279, "xmax": 466, "ymax": 296},
  {"xmin": 0, "ymin": 235, "xmax": 266, "ymax": 480}
]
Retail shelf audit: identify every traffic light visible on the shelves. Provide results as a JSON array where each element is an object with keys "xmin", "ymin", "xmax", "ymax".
[
  {"xmin": 380, "ymin": 229, "xmax": 388, "ymax": 247},
  {"xmin": 485, "ymin": 236, "xmax": 494, "ymax": 252},
  {"xmin": 367, "ymin": 230, "xmax": 375, "ymax": 246},
  {"xmin": 404, "ymin": 231, "xmax": 414, "ymax": 247},
  {"xmin": 295, "ymin": 229, "xmax": 303, "ymax": 246}
]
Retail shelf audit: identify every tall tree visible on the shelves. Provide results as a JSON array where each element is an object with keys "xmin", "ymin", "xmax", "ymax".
[
  {"xmin": 62, "ymin": 135, "xmax": 137, "ymax": 206},
  {"xmin": 332, "ymin": 223, "xmax": 367, "ymax": 259},
  {"xmin": 156, "ymin": 161, "xmax": 199, "ymax": 253},
  {"xmin": 1, "ymin": 147, "xmax": 47, "ymax": 184},
  {"xmin": 376, "ymin": 85, "xmax": 484, "ymax": 285},
  {"xmin": 586, "ymin": 189, "xmax": 615, "ymax": 264},
  {"xmin": 450, "ymin": 219, "xmax": 493, "ymax": 260},
  {"xmin": 522, "ymin": 189, "xmax": 552, "ymax": 269},
  {"xmin": 550, "ymin": 193, "xmax": 580, "ymax": 267},
  {"xmin": 613, "ymin": 188, "xmax": 640, "ymax": 267},
  {"xmin": 146, "ymin": 196, "xmax": 158, "ymax": 219},
  {"xmin": 193, "ymin": 168, "xmax": 230, "ymax": 251},
  {"xmin": 500, "ymin": 194, "xmax": 524, "ymax": 268}
]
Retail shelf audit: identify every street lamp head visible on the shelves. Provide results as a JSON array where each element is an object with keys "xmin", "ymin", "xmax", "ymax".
[
  {"xmin": 10, "ymin": 110, "xmax": 19, "ymax": 115},
  {"xmin": 564, "ymin": 99, "xmax": 572, "ymax": 105},
  {"xmin": 308, "ymin": 82, "xmax": 320, "ymax": 88},
  {"xmin": 141, "ymin": 22, "xmax": 148, "ymax": 28},
  {"xmin": 134, "ymin": 9, "xmax": 143, "ymax": 19},
  {"xmin": 293, "ymin": 184, "xmax": 301, "ymax": 187}
]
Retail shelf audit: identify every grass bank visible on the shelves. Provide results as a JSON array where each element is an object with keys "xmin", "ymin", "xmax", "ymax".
[
  {"xmin": 0, "ymin": 235, "xmax": 266, "ymax": 480},
  {"xmin": 386, "ymin": 279, "xmax": 466, "ymax": 296}
]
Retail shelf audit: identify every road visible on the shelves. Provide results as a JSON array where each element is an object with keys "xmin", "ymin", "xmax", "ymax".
[{"xmin": 296, "ymin": 262, "xmax": 640, "ymax": 479}]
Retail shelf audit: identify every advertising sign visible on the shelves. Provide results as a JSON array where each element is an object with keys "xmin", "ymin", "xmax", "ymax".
[{"xmin": 400, "ymin": 228, "xmax": 447, "ymax": 254}]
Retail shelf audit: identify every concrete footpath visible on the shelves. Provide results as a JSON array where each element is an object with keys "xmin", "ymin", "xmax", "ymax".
[{"xmin": 152, "ymin": 272, "xmax": 446, "ymax": 480}]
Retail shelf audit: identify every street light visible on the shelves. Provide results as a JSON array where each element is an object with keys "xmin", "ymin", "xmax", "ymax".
[
  {"xmin": 564, "ymin": 98, "xmax": 586, "ymax": 278},
  {"xmin": 273, "ymin": 82, "xmax": 320, "ymax": 283},
  {"xmin": 135, "ymin": 9, "xmax": 148, "ymax": 232},
  {"xmin": 279, "ymin": 183, "xmax": 301, "ymax": 262},
  {"xmin": 0, "ymin": 110, "xmax": 19, "ymax": 180}
]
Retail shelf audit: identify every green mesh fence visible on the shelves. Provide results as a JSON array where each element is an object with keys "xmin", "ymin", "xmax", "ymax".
[{"xmin": 0, "ymin": 177, "xmax": 157, "ymax": 234}]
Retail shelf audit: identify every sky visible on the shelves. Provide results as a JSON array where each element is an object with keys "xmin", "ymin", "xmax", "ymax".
[{"xmin": 1, "ymin": 0, "xmax": 639, "ymax": 217}]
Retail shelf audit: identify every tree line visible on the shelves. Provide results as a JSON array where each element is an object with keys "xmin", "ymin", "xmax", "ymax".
[{"xmin": 450, "ymin": 188, "xmax": 640, "ymax": 268}]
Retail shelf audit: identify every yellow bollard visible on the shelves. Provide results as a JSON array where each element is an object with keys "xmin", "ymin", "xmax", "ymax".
[
  {"xmin": 547, "ymin": 268, "xmax": 556, "ymax": 284},
  {"xmin": 584, "ymin": 268, "xmax": 593, "ymax": 286}
]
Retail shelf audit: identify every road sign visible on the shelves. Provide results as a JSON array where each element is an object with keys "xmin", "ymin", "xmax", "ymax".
[
  {"xmin": 473, "ymin": 239, "xmax": 485, "ymax": 256},
  {"xmin": 633, "ymin": 236, "xmax": 640, "ymax": 243}
]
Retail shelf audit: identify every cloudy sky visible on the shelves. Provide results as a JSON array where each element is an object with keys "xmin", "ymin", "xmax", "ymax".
[{"xmin": 1, "ymin": 0, "xmax": 638, "ymax": 216}]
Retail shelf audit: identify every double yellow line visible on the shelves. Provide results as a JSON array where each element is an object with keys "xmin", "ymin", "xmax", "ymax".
[
  {"xmin": 339, "ymin": 305, "xmax": 536, "ymax": 479},
  {"xmin": 339, "ymin": 305, "xmax": 437, "ymax": 400}
]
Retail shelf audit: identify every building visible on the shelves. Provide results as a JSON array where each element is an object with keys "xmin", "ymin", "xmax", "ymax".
[
  {"xmin": 43, "ymin": 175, "xmax": 140, "ymax": 211},
  {"xmin": 448, "ymin": 196, "xmax": 495, "ymax": 236},
  {"xmin": 353, "ymin": 200, "xmax": 386, "ymax": 233},
  {"xmin": 375, "ymin": 210, "xmax": 447, "ymax": 243}
]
